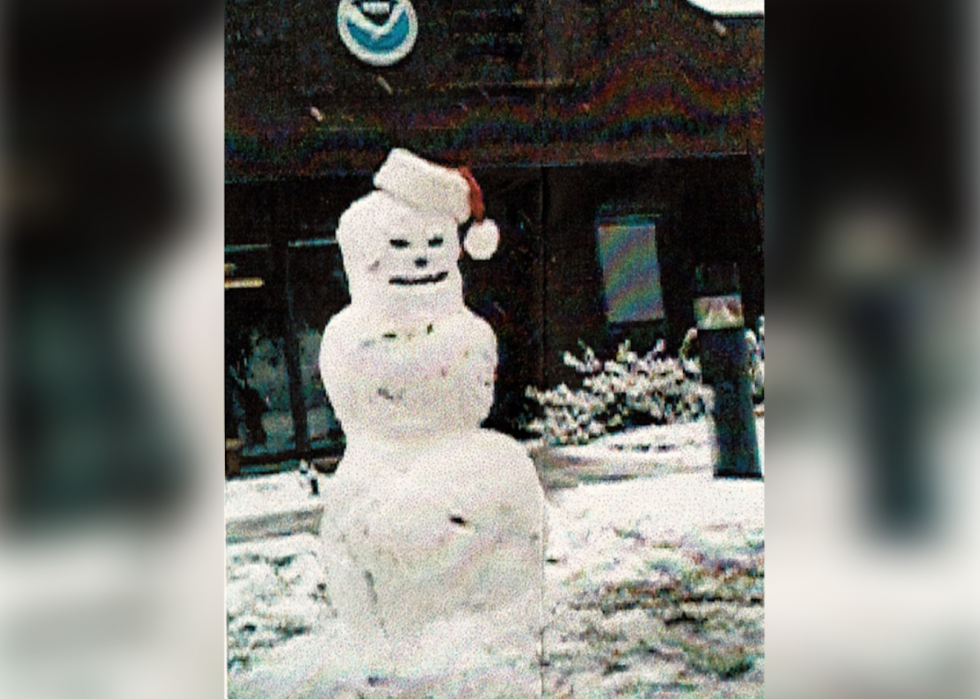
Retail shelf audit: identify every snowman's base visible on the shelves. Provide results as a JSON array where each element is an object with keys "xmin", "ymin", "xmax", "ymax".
[
  {"xmin": 250, "ymin": 428, "xmax": 549, "ymax": 697},
  {"xmin": 323, "ymin": 429, "xmax": 546, "ymax": 638},
  {"xmin": 228, "ymin": 605, "xmax": 542, "ymax": 699}
]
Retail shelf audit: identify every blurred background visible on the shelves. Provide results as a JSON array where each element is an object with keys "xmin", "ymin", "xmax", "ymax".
[
  {"xmin": 765, "ymin": 2, "xmax": 980, "ymax": 697},
  {"xmin": 2, "ymin": 1, "xmax": 227, "ymax": 697},
  {"xmin": 2, "ymin": 0, "xmax": 979, "ymax": 697}
]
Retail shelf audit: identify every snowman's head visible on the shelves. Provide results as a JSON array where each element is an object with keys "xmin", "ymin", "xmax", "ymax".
[
  {"xmin": 337, "ymin": 189, "xmax": 463, "ymax": 316},
  {"xmin": 336, "ymin": 149, "xmax": 499, "ymax": 320}
]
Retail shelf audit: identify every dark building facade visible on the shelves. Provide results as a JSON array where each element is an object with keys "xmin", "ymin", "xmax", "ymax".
[{"xmin": 225, "ymin": 0, "xmax": 764, "ymax": 467}]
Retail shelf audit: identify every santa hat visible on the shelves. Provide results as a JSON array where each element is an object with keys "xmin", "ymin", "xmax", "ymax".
[{"xmin": 373, "ymin": 149, "xmax": 500, "ymax": 259}]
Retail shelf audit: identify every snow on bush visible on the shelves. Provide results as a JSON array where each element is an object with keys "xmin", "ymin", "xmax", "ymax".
[{"xmin": 524, "ymin": 340, "xmax": 714, "ymax": 446}]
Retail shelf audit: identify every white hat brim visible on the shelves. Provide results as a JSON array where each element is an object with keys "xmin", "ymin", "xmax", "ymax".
[{"xmin": 373, "ymin": 149, "xmax": 471, "ymax": 223}]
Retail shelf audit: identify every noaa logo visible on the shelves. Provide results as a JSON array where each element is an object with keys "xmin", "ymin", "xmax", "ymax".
[{"xmin": 337, "ymin": 0, "xmax": 418, "ymax": 67}]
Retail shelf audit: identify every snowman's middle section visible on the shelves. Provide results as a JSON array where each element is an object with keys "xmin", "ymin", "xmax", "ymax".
[{"xmin": 320, "ymin": 307, "xmax": 497, "ymax": 441}]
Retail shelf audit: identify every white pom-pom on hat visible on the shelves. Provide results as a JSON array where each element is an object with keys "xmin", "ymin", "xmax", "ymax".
[
  {"xmin": 457, "ymin": 166, "xmax": 499, "ymax": 259},
  {"xmin": 464, "ymin": 219, "xmax": 499, "ymax": 259}
]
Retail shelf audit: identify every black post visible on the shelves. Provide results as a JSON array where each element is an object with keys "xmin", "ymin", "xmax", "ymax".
[{"xmin": 695, "ymin": 263, "xmax": 761, "ymax": 479}]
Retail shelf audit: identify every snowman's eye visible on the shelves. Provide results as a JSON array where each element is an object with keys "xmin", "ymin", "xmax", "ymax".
[
  {"xmin": 389, "ymin": 238, "xmax": 410, "ymax": 249},
  {"xmin": 428, "ymin": 236, "xmax": 444, "ymax": 248}
]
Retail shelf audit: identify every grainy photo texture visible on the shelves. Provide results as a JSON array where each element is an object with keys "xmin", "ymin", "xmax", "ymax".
[{"xmin": 224, "ymin": 1, "xmax": 765, "ymax": 697}]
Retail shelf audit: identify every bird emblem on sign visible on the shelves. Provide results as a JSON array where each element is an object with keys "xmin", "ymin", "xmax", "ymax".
[{"xmin": 337, "ymin": 0, "xmax": 418, "ymax": 66}]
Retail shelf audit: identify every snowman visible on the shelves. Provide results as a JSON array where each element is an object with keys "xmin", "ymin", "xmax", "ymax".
[{"xmin": 317, "ymin": 149, "xmax": 546, "ymax": 692}]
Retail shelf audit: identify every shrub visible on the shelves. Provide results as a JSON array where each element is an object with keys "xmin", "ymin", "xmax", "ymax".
[{"xmin": 524, "ymin": 340, "xmax": 713, "ymax": 446}]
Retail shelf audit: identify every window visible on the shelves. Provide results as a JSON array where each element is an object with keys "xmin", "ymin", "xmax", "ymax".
[{"xmin": 595, "ymin": 215, "xmax": 665, "ymax": 324}]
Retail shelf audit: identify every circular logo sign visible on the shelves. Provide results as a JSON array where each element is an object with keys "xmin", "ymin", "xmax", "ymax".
[{"xmin": 337, "ymin": 0, "xmax": 418, "ymax": 67}]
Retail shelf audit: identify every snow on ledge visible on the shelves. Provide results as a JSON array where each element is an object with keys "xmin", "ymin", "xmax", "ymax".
[
  {"xmin": 225, "ymin": 472, "xmax": 324, "ymax": 542},
  {"xmin": 686, "ymin": 0, "xmax": 764, "ymax": 16}
]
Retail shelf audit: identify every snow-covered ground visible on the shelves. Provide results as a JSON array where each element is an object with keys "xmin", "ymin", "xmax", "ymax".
[
  {"xmin": 226, "ymin": 419, "xmax": 764, "ymax": 698},
  {"xmin": 542, "ymin": 468, "xmax": 763, "ymax": 698}
]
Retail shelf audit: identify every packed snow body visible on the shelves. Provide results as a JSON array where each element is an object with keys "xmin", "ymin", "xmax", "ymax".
[
  {"xmin": 320, "ymin": 306, "xmax": 497, "ymax": 439},
  {"xmin": 315, "ymin": 149, "xmax": 545, "ymax": 689}
]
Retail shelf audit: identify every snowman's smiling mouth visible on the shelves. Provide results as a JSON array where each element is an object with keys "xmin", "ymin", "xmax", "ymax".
[{"xmin": 388, "ymin": 271, "xmax": 449, "ymax": 286}]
